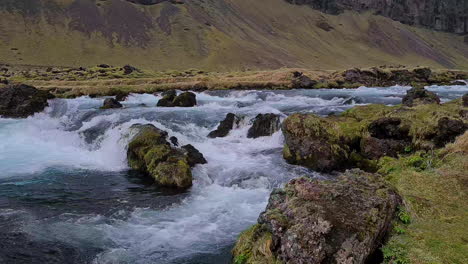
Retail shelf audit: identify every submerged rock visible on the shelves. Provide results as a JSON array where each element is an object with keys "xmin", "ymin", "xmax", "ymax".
[
  {"xmin": 157, "ymin": 90, "xmax": 197, "ymax": 107},
  {"xmin": 182, "ymin": 144, "xmax": 207, "ymax": 167},
  {"xmin": 233, "ymin": 169, "xmax": 401, "ymax": 264},
  {"xmin": 127, "ymin": 124, "xmax": 192, "ymax": 188},
  {"xmin": 0, "ymin": 84, "xmax": 54, "ymax": 118},
  {"xmin": 208, "ymin": 113, "xmax": 243, "ymax": 138},
  {"xmin": 247, "ymin": 113, "xmax": 281, "ymax": 138},
  {"xmin": 402, "ymin": 87, "xmax": 440, "ymax": 107},
  {"xmin": 100, "ymin": 98, "xmax": 123, "ymax": 109}
]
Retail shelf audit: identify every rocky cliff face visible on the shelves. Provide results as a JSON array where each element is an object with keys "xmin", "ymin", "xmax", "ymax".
[{"xmin": 286, "ymin": 0, "xmax": 468, "ymax": 34}]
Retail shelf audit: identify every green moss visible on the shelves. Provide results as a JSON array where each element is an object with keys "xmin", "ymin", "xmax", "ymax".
[{"xmin": 232, "ymin": 224, "xmax": 281, "ymax": 264}]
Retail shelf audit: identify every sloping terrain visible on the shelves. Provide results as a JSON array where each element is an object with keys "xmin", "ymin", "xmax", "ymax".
[{"xmin": 0, "ymin": 0, "xmax": 467, "ymax": 70}]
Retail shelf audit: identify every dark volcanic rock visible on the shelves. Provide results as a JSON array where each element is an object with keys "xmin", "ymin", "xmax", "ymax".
[
  {"xmin": 361, "ymin": 136, "xmax": 406, "ymax": 159},
  {"xmin": 157, "ymin": 91, "xmax": 196, "ymax": 107},
  {"xmin": 182, "ymin": 144, "xmax": 207, "ymax": 167},
  {"xmin": 233, "ymin": 169, "xmax": 401, "ymax": 264},
  {"xmin": 368, "ymin": 117, "xmax": 409, "ymax": 140},
  {"xmin": 122, "ymin": 65, "xmax": 137, "ymax": 75},
  {"xmin": 434, "ymin": 117, "xmax": 467, "ymax": 147},
  {"xmin": 100, "ymin": 98, "xmax": 123, "ymax": 109},
  {"xmin": 170, "ymin": 136, "xmax": 179, "ymax": 146},
  {"xmin": 402, "ymin": 87, "xmax": 440, "ymax": 107},
  {"xmin": 208, "ymin": 113, "xmax": 242, "ymax": 138},
  {"xmin": 291, "ymin": 71, "xmax": 317, "ymax": 88},
  {"xmin": 172, "ymin": 92, "xmax": 196, "ymax": 107},
  {"xmin": 247, "ymin": 113, "xmax": 281, "ymax": 138},
  {"xmin": 127, "ymin": 124, "xmax": 192, "ymax": 188},
  {"xmin": 463, "ymin": 94, "xmax": 468, "ymax": 107},
  {"xmin": 0, "ymin": 84, "xmax": 54, "ymax": 118}
]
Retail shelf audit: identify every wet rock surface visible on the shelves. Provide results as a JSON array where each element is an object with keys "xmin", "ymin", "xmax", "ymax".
[
  {"xmin": 100, "ymin": 98, "xmax": 123, "ymax": 109},
  {"xmin": 208, "ymin": 113, "xmax": 243, "ymax": 138},
  {"xmin": 182, "ymin": 144, "xmax": 207, "ymax": 167},
  {"xmin": 402, "ymin": 87, "xmax": 440, "ymax": 107},
  {"xmin": 233, "ymin": 169, "xmax": 401, "ymax": 264},
  {"xmin": 127, "ymin": 124, "xmax": 193, "ymax": 188},
  {"xmin": 247, "ymin": 113, "xmax": 281, "ymax": 138},
  {"xmin": 0, "ymin": 84, "xmax": 54, "ymax": 118},
  {"xmin": 157, "ymin": 90, "xmax": 197, "ymax": 107}
]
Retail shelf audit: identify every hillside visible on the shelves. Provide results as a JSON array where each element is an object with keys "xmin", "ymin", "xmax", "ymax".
[{"xmin": 0, "ymin": 0, "xmax": 467, "ymax": 70}]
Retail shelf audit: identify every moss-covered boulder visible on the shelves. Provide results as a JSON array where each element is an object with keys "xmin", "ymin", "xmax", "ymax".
[
  {"xmin": 233, "ymin": 169, "xmax": 401, "ymax": 264},
  {"xmin": 282, "ymin": 97, "xmax": 467, "ymax": 172},
  {"xmin": 156, "ymin": 90, "xmax": 197, "ymax": 107},
  {"xmin": 127, "ymin": 124, "xmax": 194, "ymax": 188},
  {"xmin": 402, "ymin": 87, "xmax": 440, "ymax": 107},
  {"xmin": 100, "ymin": 98, "xmax": 123, "ymax": 109}
]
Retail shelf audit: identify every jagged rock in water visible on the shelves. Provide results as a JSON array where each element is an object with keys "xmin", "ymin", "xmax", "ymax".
[
  {"xmin": 247, "ymin": 113, "xmax": 281, "ymax": 138},
  {"xmin": 172, "ymin": 92, "xmax": 196, "ymax": 107},
  {"xmin": 402, "ymin": 87, "xmax": 440, "ymax": 107},
  {"xmin": 157, "ymin": 91, "xmax": 197, "ymax": 107},
  {"xmin": 0, "ymin": 84, "xmax": 54, "ymax": 118},
  {"xmin": 100, "ymin": 98, "xmax": 123, "ymax": 109},
  {"xmin": 127, "ymin": 124, "xmax": 192, "ymax": 188},
  {"xmin": 232, "ymin": 169, "xmax": 401, "ymax": 264},
  {"xmin": 208, "ymin": 113, "xmax": 242, "ymax": 138},
  {"xmin": 182, "ymin": 144, "xmax": 207, "ymax": 167},
  {"xmin": 170, "ymin": 136, "xmax": 179, "ymax": 146}
]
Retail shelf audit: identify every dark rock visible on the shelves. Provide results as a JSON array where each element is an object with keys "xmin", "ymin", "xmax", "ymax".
[
  {"xmin": 0, "ymin": 84, "xmax": 54, "ymax": 118},
  {"xmin": 413, "ymin": 67, "xmax": 432, "ymax": 80},
  {"xmin": 97, "ymin": 64, "xmax": 110, "ymax": 68},
  {"xmin": 463, "ymin": 94, "xmax": 468, "ymax": 107},
  {"xmin": 291, "ymin": 71, "xmax": 317, "ymax": 88},
  {"xmin": 182, "ymin": 144, "xmax": 207, "ymax": 167},
  {"xmin": 123, "ymin": 65, "xmax": 137, "ymax": 75},
  {"xmin": 451, "ymin": 81, "xmax": 467, "ymax": 86},
  {"xmin": 434, "ymin": 117, "xmax": 467, "ymax": 147},
  {"xmin": 0, "ymin": 79, "xmax": 8, "ymax": 85},
  {"xmin": 459, "ymin": 110, "xmax": 468, "ymax": 119},
  {"xmin": 360, "ymin": 136, "xmax": 406, "ymax": 159},
  {"xmin": 247, "ymin": 113, "xmax": 281, "ymax": 138},
  {"xmin": 233, "ymin": 169, "xmax": 401, "ymax": 264},
  {"xmin": 172, "ymin": 92, "xmax": 196, "ymax": 107},
  {"xmin": 208, "ymin": 113, "xmax": 242, "ymax": 138},
  {"xmin": 402, "ymin": 87, "xmax": 440, "ymax": 107},
  {"xmin": 127, "ymin": 124, "xmax": 192, "ymax": 188},
  {"xmin": 170, "ymin": 136, "xmax": 179, "ymax": 146},
  {"xmin": 100, "ymin": 98, "xmax": 123, "ymax": 109},
  {"xmin": 368, "ymin": 117, "xmax": 409, "ymax": 140},
  {"xmin": 115, "ymin": 92, "xmax": 129, "ymax": 102},
  {"xmin": 156, "ymin": 90, "xmax": 177, "ymax": 107}
]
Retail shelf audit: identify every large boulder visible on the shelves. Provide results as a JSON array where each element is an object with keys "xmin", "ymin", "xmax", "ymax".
[
  {"xmin": 247, "ymin": 113, "xmax": 281, "ymax": 138},
  {"xmin": 233, "ymin": 169, "xmax": 401, "ymax": 264},
  {"xmin": 100, "ymin": 98, "xmax": 123, "ymax": 109},
  {"xmin": 282, "ymin": 113, "xmax": 355, "ymax": 172},
  {"xmin": 0, "ymin": 84, "xmax": 54, "ymax": 118},
  {"xmin": 127, "ymin": 124, "xmax": 192, "ymax": 188},
  {"xmin": 402, "ymin": 87, "xmax": 440, "ymax": 107},
  {"xmin": 291, "ymin": 71, "xmax": 317, "ymax": 88},
  {"xmin": 157, "ymin": 90, "xmax": 197, "ymax": 107},
  {"xmin": 208, "ymin": 113, "xmax": 243, "ymax": 138}
]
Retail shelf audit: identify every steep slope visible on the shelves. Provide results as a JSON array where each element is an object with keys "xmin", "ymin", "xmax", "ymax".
[{"xmin": 0, "ymin": 0, "xmax": 467, "ymax": 70}]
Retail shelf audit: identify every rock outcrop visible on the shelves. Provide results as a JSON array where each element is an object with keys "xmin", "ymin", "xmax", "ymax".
[
  {"xmin": 100, "ymin": 98, "xmax": 123, "ymax": 109},
  {"xmin": 0, "ymin": 84, "xmax": 54, "ymax": 118},
  {"xmin": 247, "ymin": 113, "xmax": 281, "ymax": 138},
  {"xmin": 233, "ymin": 169, "xmax": 401, "ymax": 264},
  {"xmin": 127, "ymin": 124, "xmax": 196, "ymax": 188},
  {"xmin": 157, "ymin": 90, "xmax": 197, "ymax": 107},
  {"xmin": 282, "ymin": 96, "xmax": 467, "ymax": 172},
  {"xmin": 208, "ymin": 113, "xmax": 243, "ymax": 138},
  {"xmin": 182, "ymin": 144, "xmax": 207, "ymax": 167},
  {"xmin": 286, "ymin": 0, "xmax": 468, "ymax": 34},
  {"xmin": 402, "ymin": 87, "xmax": 440, "ymax": 107}
]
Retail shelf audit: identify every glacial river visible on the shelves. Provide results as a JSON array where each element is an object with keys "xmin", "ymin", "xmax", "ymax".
[{"xmin": 0, "ymin": 85, "xmax": 467, "ymax": 264}]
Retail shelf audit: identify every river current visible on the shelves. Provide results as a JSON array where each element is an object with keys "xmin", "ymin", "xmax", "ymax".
[{"xmin": 0, "ymin": 85, "xmax": 467, "ymax": 264}]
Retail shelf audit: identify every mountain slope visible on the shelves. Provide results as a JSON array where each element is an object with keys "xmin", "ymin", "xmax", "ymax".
[{"xmin": 0, "ymin": 0, "xmax": 467, "ymax": 70}]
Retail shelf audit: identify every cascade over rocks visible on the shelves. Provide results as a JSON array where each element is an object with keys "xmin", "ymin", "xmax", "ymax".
[
  {"xmin": 282, "ymin": 97, "xmax": 467, "ymax": 172},
  {"xmin": 100, "ymin": 98, "xmax": 123, "ymax": 109},
  {"xmin": 157, "ymin": 90, "xmax": 197, "ymax": 107},
  {"xmin": 247, "ymin": 113, "xmax": 281, "ymax": 138},
  {"xmin": 402, "ymin": 87, "xmax": 440, "ymax": 107},
  {"xmin": 127, "ymin": 124, "xmax": 196, "ymax": 188},
  {"xmin": 233, "ymin": 169, "xmax": 401, "ymax": 264},
  {"xmin": 207, "ymin": 113, "xmax": 243, "ymax": 138},
  {"xmin": 0, "ymin": 84, "xmax": 54, "ymax": 118}
]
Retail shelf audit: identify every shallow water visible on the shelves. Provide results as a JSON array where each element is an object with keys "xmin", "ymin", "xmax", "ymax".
[{"xmin": 0, "ymin": 85, "xmax": 466, "ymax": 264}]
